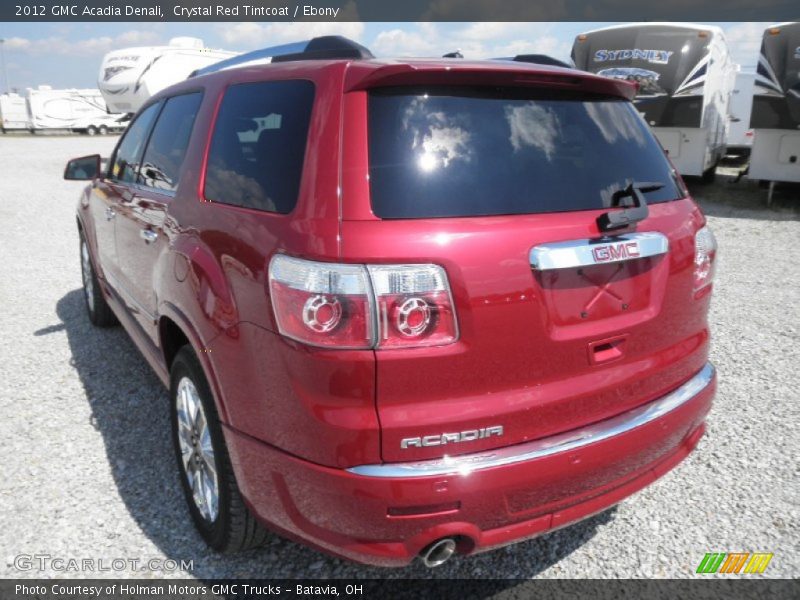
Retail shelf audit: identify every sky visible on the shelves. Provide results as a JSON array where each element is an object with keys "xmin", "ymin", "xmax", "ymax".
[{"xmin": 0, "ymin": 21, "xmax": 770, "ymax": 92}]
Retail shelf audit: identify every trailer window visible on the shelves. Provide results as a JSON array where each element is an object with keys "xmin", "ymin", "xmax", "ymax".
[
  {"xmin": 138, "ymin": 92, "xmax": 203, "ymax": 193},
  {"xmin": 204, "ymin": 80, "xmax": 314, "ymax": 214},
  {"xmin": 368, "ymin": 87, "xmax": 683, "ymax": 219},
  {"xmin": 109, "ymin": 102, "xmax": 160, "ymax": 184}
]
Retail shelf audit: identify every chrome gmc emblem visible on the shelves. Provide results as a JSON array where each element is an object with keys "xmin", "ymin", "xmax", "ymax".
[
  {"xmin": 401, "ymin": 426, "xmax": 504, "ymax": 449},
  {"xmin": 592, "ymin": 241, "xmax": 641, "ymax": 263}
]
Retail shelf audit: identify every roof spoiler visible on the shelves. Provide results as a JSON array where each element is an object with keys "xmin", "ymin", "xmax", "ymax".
[
  {"xmin": 189, "ymin": 36, "xmax": 373, "ymax": 78},
  {"xmin": 494, "ymin": 55, "xmax": 573, "ymax": 69}
]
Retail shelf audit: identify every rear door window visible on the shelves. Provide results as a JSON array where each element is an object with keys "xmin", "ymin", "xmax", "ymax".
[
  {"xmin": 204, "ymin": 80, "xmax": 315, "ymax": 214},
  {"xmin": 109, "ymin": 102, "xmax": 160, "ymax": 184},
  {"xmin": 138, "ymin": 92, "xmax": 203, "ymax": 193},
  {"xmin": 368, "ymin": 87, "xmax": 684, "ymax": 219}
]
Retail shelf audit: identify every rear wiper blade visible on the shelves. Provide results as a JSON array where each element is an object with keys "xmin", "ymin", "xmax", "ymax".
[{"xmin": 596, "ymin": 181, "xmax": 664, "ymax": 233}]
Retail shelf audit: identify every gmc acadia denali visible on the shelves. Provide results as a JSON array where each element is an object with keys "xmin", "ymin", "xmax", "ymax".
[{"xmin": 64, "ymin": 37, "xmax": 718, "ymax": 567}]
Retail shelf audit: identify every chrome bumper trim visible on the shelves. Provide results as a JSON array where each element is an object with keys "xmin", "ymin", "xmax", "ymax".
[
  {"xmin": 529, "ymin": 231, "xmax": 669, "ymax": 271},
  {"xmin": 347, "ymin": 363, "xmax": 715, "ymax": 478}
]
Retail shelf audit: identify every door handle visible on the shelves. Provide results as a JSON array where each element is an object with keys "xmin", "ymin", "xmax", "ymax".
[
  {"xmin": 140, "ymin": 229, "xmax": 158, "ymax": 244},
  {"xmin": 105, "ymin": 207, "xmax": 115, "ymax": 221}
]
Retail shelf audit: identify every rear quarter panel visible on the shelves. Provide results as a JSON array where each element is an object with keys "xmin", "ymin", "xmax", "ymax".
[{"xmin": 156, "ymin": 63, "xmax": 380, "ymax": 468}]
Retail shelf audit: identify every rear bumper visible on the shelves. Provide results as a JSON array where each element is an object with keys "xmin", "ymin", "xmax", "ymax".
[{"xmin": 224, "ymin": 363, "xmax": 715, "ymax": 567}]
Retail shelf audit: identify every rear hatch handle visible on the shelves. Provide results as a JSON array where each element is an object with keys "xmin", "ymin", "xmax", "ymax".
[
  {"xmin": 530, "ymin": 231, "xmax": 669, "ymax": 271},
  {"xmin": 596, "ymin": 181, "xmax": 664, "ymax": 232}
]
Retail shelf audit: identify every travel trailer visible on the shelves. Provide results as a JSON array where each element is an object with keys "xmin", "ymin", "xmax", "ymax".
[
  {"xmin": 98, "ymin": 37, "xmax": 237, "ymax": 114},
  {"xmin": 727, "ymin": 70, "xmax": 756, "ymax": 156},
  {"xmin": 572, "ymin": 23, "xmax": 736, "ymax": 179},
  {"xmin": 0, "ymin": 92, "xmax": 30, "ymax": 131},
  {"xmin": 1, "ymin": 87, "xmax": 124, "ymax": 134},
  {"xmin": 748, "ymin": 22, "xmax": 800, "ymax": 192},
  {"xmin": 27, "ymin": 87, "xmax": 123, "ymax": 134}
]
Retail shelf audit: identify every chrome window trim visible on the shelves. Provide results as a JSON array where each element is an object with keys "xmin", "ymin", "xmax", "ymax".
[
  {"xmin": 529, "ymin": 231, "xmax": 669, "ymax": 271},
  {"xmin": 129, "ymin": 181, "xmax": 177, "ymax": 198},
  {"xmin": 347, "ymin": 363, "xmax": 714, "ymax": 478}
]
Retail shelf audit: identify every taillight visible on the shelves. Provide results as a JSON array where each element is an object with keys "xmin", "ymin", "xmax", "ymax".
[
  {"xmin": 694, "ymin": 225, "xmax": 717, "ymax": 292},
  {"xmin": 268, "ymin": 256, "xmax": 458, "ymax": 350},
  {"xmin": 268, "ymin": 255, "xmax": 374, "ymax": 349},
  {"xmin": 369, "ymin": 264, "xmax": 458, "ymax": 349}
]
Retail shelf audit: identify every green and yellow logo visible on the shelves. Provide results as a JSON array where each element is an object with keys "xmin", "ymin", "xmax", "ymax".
[{"xmin": 696, "ymin": 552, "xmax": 774, "ymax": 574}]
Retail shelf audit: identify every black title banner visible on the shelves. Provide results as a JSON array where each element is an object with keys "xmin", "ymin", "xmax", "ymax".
[{"xmin": 2, "ymin": 0, "xmax": 799, "ymax": 22}]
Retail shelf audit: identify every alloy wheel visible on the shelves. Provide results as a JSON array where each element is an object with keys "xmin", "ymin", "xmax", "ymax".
[
  {"xmin": 80, "ymin": 241, "xmax": 94, "ymax": 312},
  {"xmin": 175, "ymin": 376, "xmax": 219, "ymax": 522}
]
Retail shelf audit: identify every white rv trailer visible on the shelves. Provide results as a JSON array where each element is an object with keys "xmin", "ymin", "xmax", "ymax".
[
  {"xmin": 572, "ymin": 23, "xmax": 736, "ymax": 179},
  {"xmin": 98, "ymin": 37, "xmax": 237, "ymax": 114},
  {"xmin": 748, "ymin": 22, "xmax": 800, "ymax": 192},
  {"xmin": 0, "ymin": 93, "xmax": 30, "ymax": 131},
  {"xmin": 727, "ymin": 69, "xmax": 756, "ymax": 156},
  {"xmin": 2, "ymin": 87, "xmax": 123, "ymax": 134},
  {"xmin": 26, "ymin": 86, "xmax": 123, "ymax": 134}
]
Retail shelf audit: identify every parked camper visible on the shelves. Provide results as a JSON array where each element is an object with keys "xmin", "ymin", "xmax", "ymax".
[
  {"xmin": 98, "ymin": 37, "xmax": 237, "ymax": 114},
  {"xmin": 748, "ymin": 22, "xmax": 800, "ymax": 191},
  {"xmin": 27, "ymin": 86, "xmax": 123, "ymax": 134},
  {"xmin": 727, "ymin": 70, "xmax": 756, "ymax": 156},
  {"xmin": 572, "ymin": 23, "xmax": 736, "ymax": 179},
  {"xmin": 0, "ymin": 93, "xmax": 30, "ymax": 132},
  {"xmin": 2, "ymin": 87, "xmax": 123, "ymax": 134}
]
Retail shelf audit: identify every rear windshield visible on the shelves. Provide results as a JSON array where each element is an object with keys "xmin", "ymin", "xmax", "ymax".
[{"xmin": 368, "ymin": 87, "xmax": 683, "ymax": 219}]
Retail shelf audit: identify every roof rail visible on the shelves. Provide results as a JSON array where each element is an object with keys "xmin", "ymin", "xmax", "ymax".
[
  {"xmin": 503, "ymin": 54, "xmax": 573, "ymax": 69},
  {"xmin": 190, "ymin": 36, "xmax": 373, "ymax": 78}
]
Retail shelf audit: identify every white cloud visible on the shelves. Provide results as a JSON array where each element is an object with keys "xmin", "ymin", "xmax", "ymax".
[
  {"xmin": 4, "ymin": 37, "xmax": 31, "ymax": 51},
  {"xmin": 458, "ymin": 23, "xmax": 544, "ymax": 42},
  {"xmin": 216, "ymin": 21, "xmax": 365, "ymax": 49},
  {"xmin": 723, "ymin": 22, "xmax": 770, "ymax": 68},
  {"xmin": 2, "ymin": 31, "xmax": 161, "ymax": 57},
  {"xmin": 116, "ymin": 30, "xmax": 161, "ymax": 46},
  {"xmin": 371, "ymin": 23, "xmax": 571, "ymax": 62},
  {"xmin": 371, "ymin": 26, "xmax": 440, "ymax": 57}
]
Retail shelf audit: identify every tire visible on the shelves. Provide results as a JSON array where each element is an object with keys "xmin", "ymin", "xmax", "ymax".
[
  {"xmin": 98, "ymin": 125, "xmax": 108, "ymax": 135},
  {"xmin": 86, "ymin": 126, "xmax": 97, "ymax": 136},
  {"xmin": 170, "ymin": 346, "xmax": 268, "ymax": 553},
  {"xmin": 79, "ymin": 235, "xmax": 118, "ymax": 327},
  {"xmin": 701, "ymin": 166, "xmax": 716, "ymax": 184}
]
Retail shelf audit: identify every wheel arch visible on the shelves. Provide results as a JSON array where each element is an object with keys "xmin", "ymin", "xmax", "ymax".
[
  {"xmin": 159, "ymin": 316, "xmax": 190, "ymax": 372},
  {"xmin": 76, "ymin": 212, "xmax": 101, "ymax": 277},
  {"xmin": 158, "ymin": 304, "xmax": 231, "ymax": 423}
]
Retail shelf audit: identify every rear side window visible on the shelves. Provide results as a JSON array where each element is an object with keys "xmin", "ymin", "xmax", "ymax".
[
  {"xmin": 368, "ymin": 87, "xmax": 684, "ymax": 219},
  {"xmin": 110, "ymin": 102, "xmax": 160, "ymax": 183},
  {"xmin": 204, "ymin": 80, "xmax": 315, "ymax": 213},
  {"xmin": 138, "ymin": 92, "xmax": 203, "ymax": 192}
]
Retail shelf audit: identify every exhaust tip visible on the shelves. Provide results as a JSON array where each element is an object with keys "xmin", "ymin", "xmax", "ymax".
[{"xmin": 419, "ymin": 537, "xmax": 457, "ymax": 568}]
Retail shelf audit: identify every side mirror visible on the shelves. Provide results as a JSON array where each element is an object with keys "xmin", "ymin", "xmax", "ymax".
[{"xmin": 64, "ymin": 154, "xmax": 101, "ymax": 181}]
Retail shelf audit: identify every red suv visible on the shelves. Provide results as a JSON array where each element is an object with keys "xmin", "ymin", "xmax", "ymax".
[{"xmin": 65, "ymin": 36, "xmax": 717, "ymax": 567}]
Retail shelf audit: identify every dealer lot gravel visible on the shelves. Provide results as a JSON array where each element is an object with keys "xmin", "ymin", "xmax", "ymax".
[{"xmin": 0, "ymin": 136, "xmax": 797, "ymax": 579}]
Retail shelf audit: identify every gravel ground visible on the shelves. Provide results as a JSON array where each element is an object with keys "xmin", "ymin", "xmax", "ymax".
[{"xmin": 0, "ymin": 136, "xmax": 797, "ymax": 580}]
